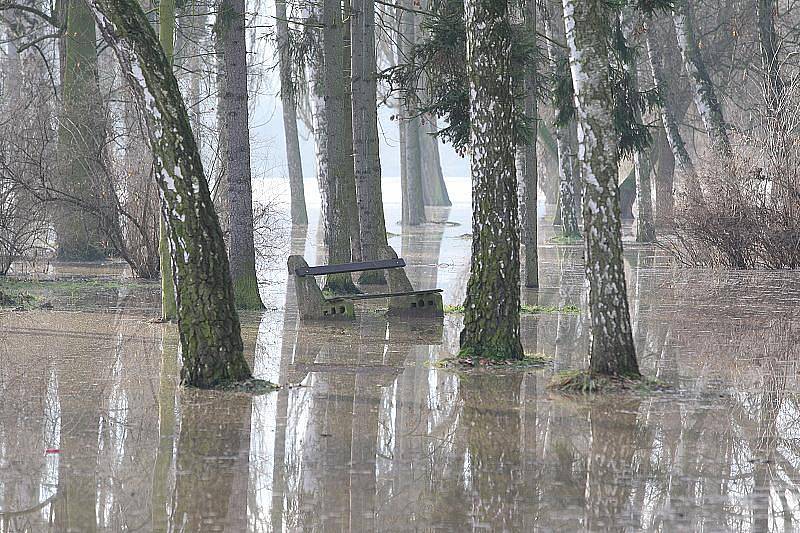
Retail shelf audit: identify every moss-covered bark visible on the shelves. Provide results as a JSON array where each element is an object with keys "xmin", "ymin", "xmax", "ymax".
[
  {"xmin": 158, "ymin": 0, "xmax": 177, "ymax": 321},
  {"xmin": 563, "ymin": 0, "xmax": 639, "ymax": 377},
  {"xmin": 89, "ymin": 0, "xmax": 253, "ymax": 387},
  {"xmin": 520, "ymin": 0, "xmax": 539, "ymax": 288},
  {"xmin": 459, "ymin": 0, "xmax": 523, "ymax": 360}
]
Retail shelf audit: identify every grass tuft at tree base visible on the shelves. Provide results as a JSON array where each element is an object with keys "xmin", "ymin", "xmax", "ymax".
[
  {"xmin": 445, "ymin": 303, "xmax": 579, "ymax": 315},
  {"xmin": 548, "ymin": 370, "xmax": 671, "ymax": 394},
  {"xmin": 433, "ymin": 352, "xmax": 551, "ymax": 370},
  {"xmin": 201, "ymin": 378, "xmax": 280, "ymax": 395}
]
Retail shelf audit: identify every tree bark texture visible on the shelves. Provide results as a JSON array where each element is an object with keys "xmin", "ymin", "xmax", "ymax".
[
  {"xmin": 540, "ymin": 0, "xmax": 580, "ymax": 237},
  {"xmin": 420, "ymin": 118, "xmax": 452, "ymax": 206},
  {"xmin": 671, "ymin": 0, "xmax": 731, "ymax": 158},
  {"xmin": 459, "ymin": 0, "xmax": 523, "ymax": 360},
  {"xmin": 276, "ymin": 0, "xmax": 309, "ymax": 225},
  {"xmin": 562, "ymin": 0, "xmax": 639, "ymax": 376},
  {"xmin": 351, "ymin": 0, "xmax": 389, "ymax": 282},
  {"xmin": 220, "ymin": 0, "xmax": 265, "ymax": 309},
  {"xmin": 89, "ymin": 0, "xmax": 253, "ymax": 387},
  {"xmin": 56, "ymin": 0, "xmax": 105, "ymax": 260},
  {"xmin": 620, "ymin": 8, "xmax": 655, "ymax": 243},
  {"xmin": 158, "ymin": 0, "xmax": 177, "ymax": 320},
  {"xmin": 520, "ymin": 0, "xmax": 539, "ymax": 288},
  {"xmin": 341, "ymin": 0, "xmax": 363, "ymax": 263}
]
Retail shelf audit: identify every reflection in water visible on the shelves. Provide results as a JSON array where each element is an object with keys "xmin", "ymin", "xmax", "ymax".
[{"xmin": 1, "ymin": 221, "xmax": 800, "ymax": 531}]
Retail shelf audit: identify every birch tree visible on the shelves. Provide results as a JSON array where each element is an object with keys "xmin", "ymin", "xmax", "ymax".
[
  {"xmin": 219, "ymin": 0, "xmax": 265, "ymax": 309},
  {"xmin": 87, "ymin": 0, "xmax": 258, "ymax": 388},
  {"xmin": 459, "ymin": 0, "xmax": 523, "ymax": 360},
  {"xmin": 671, "ymin": 0, "xmax": 731, "ymax": 157},
  {"xmin": 562, "ymin": 0, "xmax": 639, "ymax": 376}
]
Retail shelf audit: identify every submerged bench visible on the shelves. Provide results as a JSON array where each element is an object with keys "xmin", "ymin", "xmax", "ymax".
[{"xmin": 287, "ymin": 245, "xmax": 444, "ymax": 320}]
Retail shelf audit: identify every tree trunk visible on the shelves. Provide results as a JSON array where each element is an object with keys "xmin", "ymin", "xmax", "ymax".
[
  {"xmin": 342, "ymin": 0, "xmax": 362, "ymax": 263},
  {"xmin": 671, "ymin": 0, "xmax": 731, "ymax": 157},
  {"xmin": 276, "ymin": 0, "xmax": 309, "ymax": 225},
  {"xmin": 420, "ymin": 119, "xmax": 452, "ymax": 206},
  {"xmin": 459, "ymin": 0, "xmax": 523, "ymax": 360},
  {"xmin": 321, "ymin": 0, "xmax": 359, "ymax": 293},
  {"xmin": 620, "ymin": 8, "xmax": 655, "ymax": 243},
  {"xmin": 89, "ymin": 0, "xmax": 253, "ymax": 387},
  {"xmin": 351, "ymin": 0, "xmax": 389, "ymax": 283},
  {"xmin": 158, "ymin": 0, "xmax": 177, "ymax": 320},
  {"xmin": 397, "ymin": 0, "xmax": 425, "ymax": 226},
  {"xmin": 653, "ymin": 129, "xmax": 675, "ymax": 224},
  {"xmin": 540, "ymin": 0, "xmax": 580, "ymax": 238},
  {"xmin": 220, "ymin": 0, "xmax": 265, "ymax": 309},
  {"xmin": 562, "ymin": 0, "xmax": 639, "ymax": 376},
  {"xmin": 520, "ymin": 0, "xmax": 538, "ymax": 288},
  {"xmin": 56, "ymin": 0, "xmax": 105, "ymax": 260}
]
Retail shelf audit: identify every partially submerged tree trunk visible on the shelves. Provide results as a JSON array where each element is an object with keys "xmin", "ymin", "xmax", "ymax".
[
  {"xmin": 56, "ymin": 0, "xmax": 105, "ymax": 260},
  {"xmin": 397, "ymin": 0, "xmax": 425, "ymax": 226},
  {"xmin": 620, "ymin": 8, "xmax": 655, "ymax": 243},
  {"xmin": 519, "ymin": 0, "xmax": 539, "ymax": 288},
  {"xmin": 321, "ymin": 0, "xmax": 359, "ymax": 293},
  {"xmin": 219, "ymin": 0, "xmax": 265, "ymax": 309},
  {"xmin": 351, "ymin": 0, "xmax": 389, "ymax": 283},
  {"xmin": 89, "ymin": 0, "xmax": 254, "ymax": 388},
  {"xmin": 276, "ymin": 0, "xmax": 309, "ymax": 225},
  {"xmin": 341, "ymin": 0, "xmax": 362, "ymax": 264},
  {"xmin": 540, "ymin": 0, "xmax": 580, "ymax": 238},
  {"xmin": 420, "ymin": 118, "xmax": 452, "ymax": 206},
  {"xmin": 158, "ymin": 0, "xmax": 177, "ymax": 320},
  {"xmin": 460, "ymin": 0, "xmax": 523, "ymax": 360},
  {"xmin": 563, "ymin": 0, "xmax": 639, "ymax": 376},
  {"xmin": 671, "ymin": 0, "xmax": 731, "ymax": 157}
]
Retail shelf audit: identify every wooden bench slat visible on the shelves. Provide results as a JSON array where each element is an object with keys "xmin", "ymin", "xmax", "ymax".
[
  {"xmin": 295, "ymin": 258, "xmax": 406, "ymax": 277},
  {"xmin": 326, "ymin": 289, "xmax": 443, "ymax": 302}
]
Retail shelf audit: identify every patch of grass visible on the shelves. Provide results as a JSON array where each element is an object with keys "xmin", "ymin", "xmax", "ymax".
[
  {"xmin": 0, "ymin": 289, "xmax": 37, "ymax": 309},
  {"xmin": 433, "ymin": 352, "xmax": 552, "ymax": 370},
  {"xmin": 445, "ymin": 304, "xmax": 579, "ymax": 315},
  {"xmin": 548, "ymin": 370, "xmax": 670, "ymax": 394},
  {"xmin": 213, "ymin": 378, "xmax": 280, "ymax": 395},
  {"xmin": 455, "ymin": 233, "xmax": 473, "ymax": 240},
  {"xmin": 386, "ymin": 231, "xmax": 401, "ymax": 238},
  {"xmin": 548, "ymin": 234, "xmax": 582, "ymax": 245}
]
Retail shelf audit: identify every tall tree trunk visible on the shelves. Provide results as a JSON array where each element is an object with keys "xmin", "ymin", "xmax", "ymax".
[
  {"xmin": 562, "ymin": 0, "xmax": 639, "ymax": 376},
  {"xmin": 351, "ymin": 0, "xmax": 389, "ymax": 283},
  {"xmin": 653, "ymin": 129, "xmax": 675, "ymax": 224},
  {"xmin": 275, "ymin": 0, "xmax": 309, "ymax": 225},
  {"xmin": 56, "ymin": 0, "xmax": 105, "ymax": 260},
  {"xmin": 540, "ymin": 0, "xmax": 580, "ymax": 238},
  {"xmin": 644, "ymin": 22, "xmax": 699, "ymax": 197},
  {"xmin": 620, "ymin": 8, "xmax": 655, "ymax": 242},
  {"xmin": 342, "ymin": 0, "xmax": 362, "ymax": 263},
  {"xmin": 420, "ymin": 118, "xmax": 452, "ymax": 206},
  {"xmin": 460, "ymin": 0, "xmax": 523, "ymax": 360},
  {"xmin": 671, "ymin": 0, "xmax": 731, "ymax": 157},
  {"xmin": 322, "ymin": 0, "xmax": 359, "ymax": 292},
  {"xmin": 89, "ymin": 0, "xmax": 254, "ymax": 388},
  {"xmin": 397, "ymin": 0, "xmax": 425, "ymax": 225},
  {"xmin": 158, "ymin": 0, "xmax": 177, "ymax": 320},
  {"xmin": 520, "ymin": 0, "xmax": 538, "ymax": 288},
  {"xmin": 220, "ymin": 0, "xmax": 265, "ymax": 309}
]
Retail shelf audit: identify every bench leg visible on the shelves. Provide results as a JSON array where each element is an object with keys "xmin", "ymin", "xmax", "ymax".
[
  {"xmin": 387, "ymin": 292, "xmax": 444, "ymax": 317},
  {"xmin": 288, "ymin": 255, "xmax": 355, "ymax": 320}
]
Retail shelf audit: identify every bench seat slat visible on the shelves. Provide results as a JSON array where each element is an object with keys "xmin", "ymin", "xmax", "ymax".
[
  {"xmin": 295, "ymin": 258, "xmax": 406, "ymax": 277},
  {"xmin": 326, "ymin": 289, "xmax": 443, "ymax": 302}
]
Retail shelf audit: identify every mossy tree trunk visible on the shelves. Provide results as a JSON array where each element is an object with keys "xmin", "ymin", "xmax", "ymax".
[
  {"xmin": 459, "ymin": 0, "xmax": 523, "ymax": 360},
  {"xmin": 276, "ymin": 0, "xmax": 309, "ymax": 225},
  {"xmin": 351, "ymin": 0, "xmax": 389, "ymax": 283},
  {"xmin": 562, "ymin": 0, "xmax": 639, "ymax": 377},
  {"xmin": 671, "ymin": 0, "xmax": 731, "ymax": 158},
  {"xmin": 219, "ymin": 0, "xmax": 265, "ymax": 309},
  {"xmin": 342, "ymin": 0, "xmax": 363, "ymax": 264},
  {"xmin": 89, "ymin": 0, "xmax": 253, "ymax": 387},
  {"xmin": 158, "ymin": 0, "xmax": 177, "ymax": 320},
  {"xmin": 321, "ymin": 0, "xmax": 359, "ymax": 293},
  {"xmin": 56, "ymin": 0, "xmax": 105, "ymax": 260}
]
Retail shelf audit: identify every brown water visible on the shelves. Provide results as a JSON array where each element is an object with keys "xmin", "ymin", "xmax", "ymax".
[{"xmin": 2, "ymin": 206, "xmax": 800, "ymax": 531}]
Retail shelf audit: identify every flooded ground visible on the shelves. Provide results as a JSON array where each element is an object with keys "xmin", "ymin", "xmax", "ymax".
[{"xmin": 2, "ymin": 186, "xmax": 800, "ymax": 531}]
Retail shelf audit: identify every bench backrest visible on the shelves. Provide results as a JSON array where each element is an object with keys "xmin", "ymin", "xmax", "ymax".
[{"xmin": 294, "ymin": 258, "xmax": 406, "ymax": 277}]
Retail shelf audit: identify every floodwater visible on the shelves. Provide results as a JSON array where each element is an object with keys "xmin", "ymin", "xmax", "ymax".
[{"xmin": 2, "ymin": 183, "xmax": 800, "ymax": 531}]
